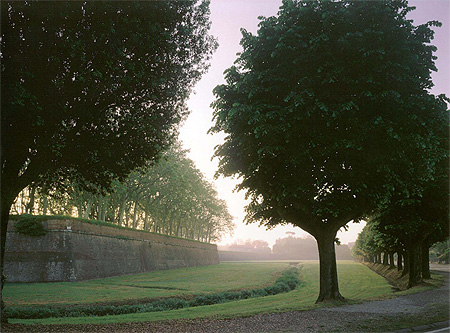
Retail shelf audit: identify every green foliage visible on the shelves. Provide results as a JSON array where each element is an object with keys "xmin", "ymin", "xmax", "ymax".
[
  {"xmin": 12, "ymin": 143, "xmax": 235, "ymax": 243},
  {"xmin": 430, "ymin": 240, "xmax": 450, "ymax": 264},
  {"xmin": 210, "ymin": 0, "xmax": 446, "ymax": 234},
  {"xmin": 2, "ymin": 1, "xmax": 217, "ymax": 196},
  {"xmin": 14, "ymin": 215, "xmax": 47, "ymax": 237},
  {"xmin": 210, "ymin": 0, "xmax": 447, "ymax": 300},
  {"xmin": 6, "ymin": 267, "xmax": 300, "ymax": 319}
]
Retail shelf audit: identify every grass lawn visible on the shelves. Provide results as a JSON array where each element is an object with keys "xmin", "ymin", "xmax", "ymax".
[
  {"xmin": 5, "ymin": 261, "xmax": 441, "ymax": 325},
  {"xmin": 4, "ymin": 262, "xmax": 290, "ymax": 306}
]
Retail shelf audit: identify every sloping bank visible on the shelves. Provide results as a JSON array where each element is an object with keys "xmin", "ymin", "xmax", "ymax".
[
  {"xmin": 6, "ymin": 266, "xmax": 300, "ymax": 319},
  {"xmin": 363, "ymin": 262, "xmax": 418, "ymax": 291}
]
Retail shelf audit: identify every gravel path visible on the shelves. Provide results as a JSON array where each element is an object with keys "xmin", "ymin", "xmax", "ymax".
[{"xmin": 3, "ymin": 271, "xmax": 449, "ymax": 333}]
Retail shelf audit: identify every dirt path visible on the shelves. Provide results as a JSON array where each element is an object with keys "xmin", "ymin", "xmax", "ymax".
[{"xmin": 3, "ymin": 271, "xmax": 449, "ymax": 332}]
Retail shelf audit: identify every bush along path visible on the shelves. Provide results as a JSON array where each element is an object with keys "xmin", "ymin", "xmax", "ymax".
[{"xmin": 6, "ymin": 267, "xmax": 300, "ymax": 320}]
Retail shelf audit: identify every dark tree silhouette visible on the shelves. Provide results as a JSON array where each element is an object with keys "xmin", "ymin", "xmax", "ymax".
[
  {"xmin": 210, "ymin": 0, "xmax": 447, "ymax": 302},
  {"xmin": 1, "ymin": 1, "xmax": 217, "ymax": 322}
]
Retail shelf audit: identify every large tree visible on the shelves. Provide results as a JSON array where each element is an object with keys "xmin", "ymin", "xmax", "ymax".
[
  {"xmin": 210, "ymin": 0, "xmax": 446, "ymax": 302},
  {"xmin": 1, "ymin": 1, "xmax": 216, "ymax": 321}
]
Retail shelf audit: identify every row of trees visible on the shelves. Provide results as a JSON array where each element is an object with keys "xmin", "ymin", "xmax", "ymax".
[
  {"xmin": 353, "ymin": 148, "xmax": 448, "ymax": 288},
  {"xmin": 353, "ymin": 171, "xmax": 449, "ymax": 288},
  {"xmin": 210, "ymin": 0, "xmax": 448, "ymax": 302},
  {"xmin": 219, "ymin": 235, "xmax": 353, "ymax": 260},
  {"xmin": 11, "ymin": 144, "xmax": 234, "ymax": 244}
]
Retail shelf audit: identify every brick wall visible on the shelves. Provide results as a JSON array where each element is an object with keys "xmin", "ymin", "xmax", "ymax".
[{"xmin": 4, "ymin": 219, "xmax": 219, "ymax": 282}]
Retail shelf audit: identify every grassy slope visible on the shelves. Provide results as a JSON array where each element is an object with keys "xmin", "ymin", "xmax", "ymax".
[
  {"xmin": 4, "ymin": 262, "xmax": 289, "ymax": 306},
  {"xmin": 8, "ymin": 260, "xmax": 427, "ymax": 325}
]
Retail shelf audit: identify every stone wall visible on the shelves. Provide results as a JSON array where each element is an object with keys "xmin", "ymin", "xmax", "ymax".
[{"xmin": 4, "ymin": 219, "xmax": 219, "ymax": 282}]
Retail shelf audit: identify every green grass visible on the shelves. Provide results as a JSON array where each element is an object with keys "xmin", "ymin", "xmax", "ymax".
[
  {"xmin": 6, "ymin": 267, "xmax": 301, "ymax": 319},
  {"xmin": 6, "ymin": 261, "xmax": 411, "ymax": 325},
  {"xmin": 9, "ymin": 214, "xmax": 206, "ymax": 244},
  {"xmin": 4, "ymin": 262, "xmax": 290, "ymax": 307}
]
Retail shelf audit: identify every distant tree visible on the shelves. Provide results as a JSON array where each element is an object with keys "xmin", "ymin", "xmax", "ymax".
[
  {"xmin": 273, "ymin": 236, "xmax": 318, "ymax": 259},
  {"xmin": 1, "ymin": 1, "xmax": 217, "ymax": 322},
  {"xmin": 210, "ymin": 0, "xmax": 446, "ymax": 302},
  {"xmin": 228, "ymin": 239, "xmax": 271, "ymax": 253},
  {"xmin": 430, "ymin": 240, "xmax": 450, "ymax": 264}
]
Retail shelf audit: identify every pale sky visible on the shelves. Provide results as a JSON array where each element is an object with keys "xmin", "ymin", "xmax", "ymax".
[{"xmin": 179, "ymin": 0, "xmax": 450, "ymax": 247}]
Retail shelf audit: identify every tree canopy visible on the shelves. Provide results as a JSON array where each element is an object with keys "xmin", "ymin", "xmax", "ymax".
[
  {"xmin": 2, "ymin": 1, "xmax": 216, "ymax": 197},
  {"xmin": 1, "ymin": 1, "xmax": 217, "ymax": 322},
  {"xmin": 210, "ymin": 0, "xmax": 447, "ymax": 301}
]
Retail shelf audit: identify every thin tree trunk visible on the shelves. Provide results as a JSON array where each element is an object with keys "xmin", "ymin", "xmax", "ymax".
[
  {"xmin": 397, "ymin": 252, "xmax": 403, "ymax": 271},
  {"xmin": 383, "ymin": 252, "xmax": 389, "ymax": 265},
  {"xmin": 389, "ymin": 252, "xmax": 395, "ymax": 269},
  {"xmin": 83, "ymin": 196, "xmax": 93, "ymax": 219},
  {"xmin": 118, "ymin": 200, "xmax": 126, "ymax": 226},
  {"xmin": 132, "ymin": 201, "xmax": 138, "ymax": 229},
  {"xmin": 26, "ymin": 187, "xmax": 36, "ymax": 214},
  {"xmin": 315, "ymin": 231, "xmax": 344, "ymax": 303},
  {"xmin": 402, "ymin": 252, "xmax": 409, "ymax": 276},
  {"xmin": 42, "ymin": 195, "xmax": 49, "ymax": 215},
  {"xmin": 143, "ymin": 209, "xmax": 149, "ymax": 231},
  {"xmin": 124, "ymin": 202, "xmax": 132, "ymax": 228}
]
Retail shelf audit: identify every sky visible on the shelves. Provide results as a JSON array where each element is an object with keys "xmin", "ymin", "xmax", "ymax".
[{"xmin": 179, "ymin": 0, "xmax": 450, "ymax": 247}]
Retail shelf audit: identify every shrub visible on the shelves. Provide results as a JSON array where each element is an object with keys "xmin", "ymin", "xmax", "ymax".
[{"xmin": 15, "ymin": 215, "xmax": 47, "ymax": 237}]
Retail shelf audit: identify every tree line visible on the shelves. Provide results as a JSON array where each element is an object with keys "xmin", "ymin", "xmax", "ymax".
[
  {"xmin": 219, "ymin": 235, "xmax": 353, "ymax": 260},
  {"xmin": 353, "ymin": 165, "xmax": 448, "ymax": 288},
  {"xmin": 10, "ymin": 144, "xmax": 234, "ymax": 244}
]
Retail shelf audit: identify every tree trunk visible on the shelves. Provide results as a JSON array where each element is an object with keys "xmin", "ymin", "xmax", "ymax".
[
  {"xmin": 402, "ymin": 252, "xmax": 409, "ymax": 276},
  {"xmin": 1, "ymin": 184, "xmax": 26, "ymax": 323},
  {"xmin": 118, "ymin": 200, "xmax": 126, "ymax": 226},
  {"xmin": 143, "ymin": 209, "xmax": 149, "ymax": 231},
  {"xmin": 1, "ymin": 195, "xmax": 15, "ymax": 323},
  {"xmin": 124, "ymin": 202, "xmax": 132, "ymax": 228},
  {"xmin": 315, "ymin": 231, "xmax": 344, "ymax": 303},
  {"xmin": 42, "ymin": 195, "xmax": 49, "ymax": 215},
  {"xmin": 26, "ymin": 187, "xmax": 36, "ymax": 214},
  {"xmin": 176, "ymin": 220, "xmax": 181, "ymax": 237},
  {"xmin": 83, "ymin": 196, "xmax": 93, "ymax": 220},
  {"xmin": 78, "ymin": 202, "xmax": 84, "ymax": 218},
  {"xmin": 132, "ymin": 201, "xmax": 138, "ymax": 229},
  {"xmin": 383, "ymin": 252, "xmax": 389, "ymax": 265},
  {"xmin": 421, "ymin": 243, "xmax": 431, "ymax": 279},
  {"xmin": 407, "ymin": 243, "xmax": 421, "ymax": 288},
  {"xmin": 389, "ymin": 252, "xmax": 395, "ymax": 269},
  {"xmin": 397, "ymin": 252, "xmax": 403, "ymax": 271},
  {"xmin": 98, "ymin": 196, "xmax": 106, "ymax": 222}
]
